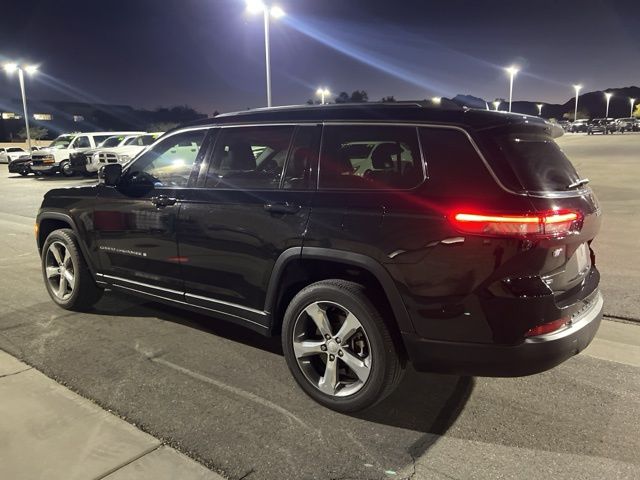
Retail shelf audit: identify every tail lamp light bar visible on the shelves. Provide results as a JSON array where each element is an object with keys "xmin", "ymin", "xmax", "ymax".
[{"xmin": 451, "ymin": 210, "xmax": 583, "ymax": 238}]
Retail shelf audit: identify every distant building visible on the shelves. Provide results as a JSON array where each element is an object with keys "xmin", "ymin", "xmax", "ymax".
[{"xmin": 0, "ymin": 99, "xmax": 206, "ymax": 141}]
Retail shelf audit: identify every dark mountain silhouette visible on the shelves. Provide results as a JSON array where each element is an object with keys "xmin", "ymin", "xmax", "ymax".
[{"xmin": 451, "ymin": 86, "xmax": 640, "ymax": 119}]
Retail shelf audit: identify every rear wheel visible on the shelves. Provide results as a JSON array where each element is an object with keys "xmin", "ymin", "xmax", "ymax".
[
  {"xmin": 41, "ymin": 229, "xmax": 102, "ymax": 310},
  {"xmin": 282, "ymin": 279, "xmax": 404, "ymax": 412}
]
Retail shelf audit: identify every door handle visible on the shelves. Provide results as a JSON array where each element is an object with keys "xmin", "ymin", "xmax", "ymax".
[
  {"xmin": 263, "ymin": 202, "xmax": 301, "ymax": 214},
  {"xmin": 151, "ymin": 195, "xmax": 177, "ymax": 207}
]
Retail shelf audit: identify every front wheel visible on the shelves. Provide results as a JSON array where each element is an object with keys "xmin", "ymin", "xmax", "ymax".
[
  {"xmin": 59, "ymin": 160, "xmax": 74, "ymax": 177},
  {"xmin": 282, "ymin": 280, "xmax": 404, "ymax": 412},
  {"xmin": 41, "ymin": 229, "xmax": 103, "ymax": 310}
]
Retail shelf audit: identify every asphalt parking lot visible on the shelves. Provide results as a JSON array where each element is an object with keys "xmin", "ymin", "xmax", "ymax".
[{"xmin": 0, "ymin": 133, "xmax": 639, "ymax": 480}]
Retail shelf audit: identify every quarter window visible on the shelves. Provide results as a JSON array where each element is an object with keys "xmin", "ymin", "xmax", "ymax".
[
  {"xmin": 206, "ymin": 126, "xmax": 295, "ymax": 189},
  {"xmin": 125, "ymin": 129, "xmax": 207, "ymax": 187},
  {"xmin": 319, "ymin": 125, "xmax": 423, "ymax": 189}
]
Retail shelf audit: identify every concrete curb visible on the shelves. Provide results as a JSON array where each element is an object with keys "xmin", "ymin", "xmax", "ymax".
[{"xmin": 0, "ymin": 349, "xmax": 225, "ymax": 480}]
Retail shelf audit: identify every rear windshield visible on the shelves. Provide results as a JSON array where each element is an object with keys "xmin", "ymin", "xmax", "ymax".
[{"xmin": 483, "ymin": 131, "xmax": 581, "ymax": 193}]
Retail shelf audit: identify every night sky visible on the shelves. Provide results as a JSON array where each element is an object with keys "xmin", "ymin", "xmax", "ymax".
[{"xmin": 1, "ymin": 0, "xmax": 638, "ymax": 114}]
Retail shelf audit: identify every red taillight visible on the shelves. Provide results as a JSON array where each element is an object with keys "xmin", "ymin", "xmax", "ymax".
[
  {"xmin": 525, "ymin": 317, "xmax": 570, "ymax": 337},
  {"xmin": 451, "ymin": 210, "xmax": 582, "ymax": 238}
]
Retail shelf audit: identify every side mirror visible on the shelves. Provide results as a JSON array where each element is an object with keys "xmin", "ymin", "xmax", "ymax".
[{"xmin": 99, "ymin": 163, "xmax": 123, "ymax": 187}]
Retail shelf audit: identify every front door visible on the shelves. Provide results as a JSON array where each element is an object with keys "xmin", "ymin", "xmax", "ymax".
[
  {"xmin": 93, "ymin": 128, "xmax": 210, "ymax": 300},
  {"xmin": 177, "ymin": 124, "xmax": 320, "ymax": 328}
]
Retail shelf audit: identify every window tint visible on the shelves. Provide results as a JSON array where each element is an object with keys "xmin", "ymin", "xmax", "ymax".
[
  {"xmin": 126, "ymin": 129, "xmax": 207, "ymax": 187},
  {"xmin": 282, "ymin": 126, "xmax": 321, "ymax": 189},
  {"xmin": 73, "ymin": 136, "xmax": 91, "ymax": 149},
  {"xmin": 320, "ymin": 125, "xmax": 423, "ymax": 189},
  {"xmin": 100, "ymin": 136, "xmax": 125, "ymax": 148},
  {"xmin": 206, "ymin": 126, "xmax": 295, "ymax": 189},
  {"xmin": 479, "ymin": 128, "xmax": 581, "ymax": 193},
  {"xmin": 419, "ymin": 128, "xmax": 497, "ymax": 196}
]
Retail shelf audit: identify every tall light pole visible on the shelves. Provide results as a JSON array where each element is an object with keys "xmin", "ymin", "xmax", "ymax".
[
  {"xmin": 573, "ymin": 84, "xmax": 582, "ymax": 121},
  {"xmin": 246, "ymin": 1, "xmax": 285, "ymax": 107},
  {"xmin": 316, "ymin": 87, "xmax": 330, "ymax": 104},
  {"xmin": 631, "ymin": 98, "xmax": 636, "ymax": 118},
  {"xmin": 537, "ymin": 104, "xmax": 543, "ymax": 116},
  {"xmin": 505, "ymin": 66, "xmax": 519, "ymax": 112},
  {"xmin": 605, "ymin": 92, "xmax": 613, "ymax": 118},
  {"xmin": 3, "ymin": 63, "xmax": 38, "ymax": 151},
  {"xmin": 493, "ymin": 100, "xmax": 501, "ymax": 111}
]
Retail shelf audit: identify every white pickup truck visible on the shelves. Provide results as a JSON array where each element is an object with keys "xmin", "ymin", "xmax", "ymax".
[
  {"xmin": 30, "ymin": 131, "xmax": 144, "ymax": 176},
  {"xmin": 86, "ymin": 132, "xmax": 164, "ymax": 173}
]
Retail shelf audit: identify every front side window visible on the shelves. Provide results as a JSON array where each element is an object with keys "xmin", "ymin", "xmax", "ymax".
[
  {"xmin": 206, "ymin": 126, "xmax": 295, "ymax": 189},
  {"xmin": 125, "ymin": 129, "xmax": 207, "ymax": 188},
  {"xmin": 49, "ymin": 135, "xmax": 73, "ymax": 149},
  {"xmin": 319, "ymin": 125, "xmax": 423, "ymax": 189},
  {"xmin": 72, "ymin": 136, "xmax": 91, "ymax": 149},
  {"xmin": 100, "ymin": 136, "xmax": 126, "ymax": 148}
]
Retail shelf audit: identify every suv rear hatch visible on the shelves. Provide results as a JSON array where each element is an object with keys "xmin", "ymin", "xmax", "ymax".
[{"xmin": 471, "ymin": 121, "xmax": 602, "ymax": 334}]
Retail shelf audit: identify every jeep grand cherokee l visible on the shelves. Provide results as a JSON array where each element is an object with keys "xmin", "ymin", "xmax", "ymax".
[{"xmin": 35, "ymin": 104, "xmax": 603, "ymax": 412}]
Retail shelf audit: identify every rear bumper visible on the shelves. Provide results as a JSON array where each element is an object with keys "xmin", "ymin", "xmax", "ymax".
[{"xmin": 403, "ymin": 290, "xmax": 603, "ymax": 377}]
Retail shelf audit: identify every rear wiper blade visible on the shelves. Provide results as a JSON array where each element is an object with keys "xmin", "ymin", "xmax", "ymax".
[{"xmin": 567, "ymin": 178, "xmax": 590, "ymax": 189}]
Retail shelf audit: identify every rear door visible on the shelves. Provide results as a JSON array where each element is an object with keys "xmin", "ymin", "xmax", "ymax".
[{"xmin": 176, "ymin": 124, "xmax": 320, "ymax": 327}]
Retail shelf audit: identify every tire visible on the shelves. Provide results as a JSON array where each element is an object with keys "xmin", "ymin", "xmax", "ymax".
[
  {"xmin": 19, "ymin": 168, "xmax": 29, "ymax": 176},
  {"xmin": 282, "ymin": 279, "xmax": 404, "ymax": 412},
  {"xmin": 60, "ymin": 160, "xmax": 74, "ymax": 177},
  {"xmin": 41, "ymin": 229, "xmax": 102, "ymax": 311}
]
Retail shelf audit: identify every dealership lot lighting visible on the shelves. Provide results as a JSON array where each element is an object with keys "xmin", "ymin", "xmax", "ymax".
[
  {"xmin": 316, "ymin": 87, "xmax": 330, "ymax": 104},
  {"xmin": 505, "ymin": 65, "xmax": 519, "ymax": 112},
  {"xmin": 3, "ymin": 62, "xmax": 39, "ymax": 152},
  {"xmin": 573, "ymin": 84, "xmax": 583, "ymax": 120},
  {"xmin": 246, "ymin": 1, "xmax": 285, "ymax": 107},
  {"xmin": 605, "ymin": 92, "xmax": 613, "ymax": 118}
]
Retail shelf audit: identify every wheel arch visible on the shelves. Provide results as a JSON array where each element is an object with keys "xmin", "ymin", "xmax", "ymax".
[
  {"xmin": 265, "ymin": 247, "xmax": 415, "ymax": 338},
  {"xmin": 37, "ymin": 212, "xmax": 98, "ymax": 276}
]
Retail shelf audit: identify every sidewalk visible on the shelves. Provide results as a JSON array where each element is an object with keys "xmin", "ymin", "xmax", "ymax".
[{"xmin": 0, "ymin": 350, "xmax": 225, "ymax": 480}]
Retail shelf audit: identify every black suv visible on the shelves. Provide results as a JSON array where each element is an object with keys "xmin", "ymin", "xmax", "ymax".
[
  {"xmin": 587, "ymin": 118, "xmax": 616, "ymax": 134},
  {"xmin": 36, "ymin": 104, "xmax": 603, "ymax": 412}
]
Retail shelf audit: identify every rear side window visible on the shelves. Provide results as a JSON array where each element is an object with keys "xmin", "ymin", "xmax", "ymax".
[
  {"xmin": 419, "ymin": 128, "xmax": 498, "ymax": 196},
  {"xmin": 206, "ymin": 126, "xmax": 295, "ymax": 189},
  {"xmin": 282, "ymin": 126, "xmax": 321, "ymax": 189},
  {"xmin": 483, "ymin": 130, "xmax": 581, "ymax": 193},
  {"xmin": 320, "ymin": 125, "xmax": 423, "ymax": 190}
]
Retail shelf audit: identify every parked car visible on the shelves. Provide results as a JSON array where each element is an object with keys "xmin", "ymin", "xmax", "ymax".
[
  {"xmin": 30, "ymin": 131, "xmax": 145, "ymax": 176},
  {"xmin": 8, "ymin": 155, "xmax": 33, "ymax": 176},
  {"xmin": 36, "ymin": 104, "xmax": 603, "ymax": 412},
  {"xmin": 568, "ymin": 119, "xmax": 589, "ymax": 133},
  {"xmin": 557, "ymin": 120, "xmax": 571, "ymax": 132},
  {"xmin": 86, "ymin": 132, "xmax": 164, "ymax": 174},
  {"xmin": 0, "ymin": 146, "xmax": 28, "ymax": 163},
  {"xmin": 587, "ymin": 118, "xmax": 616, "ymax": 135},
  {"xmin": 614, "ymin": 117, "xmax": 639, "ymax": 133},
  {"xmin": 69, "ymin": 134, "xmax": 141, "ymax": 176}
]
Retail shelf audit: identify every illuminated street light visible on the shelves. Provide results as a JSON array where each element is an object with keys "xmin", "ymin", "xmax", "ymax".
[
  {"xmin": 630, "ymin": 98, "xmax": 636, "ymax": 118},
  {"xmin": 573, "ymin": 84, "xmax": 582, "ymax": 121},
  {"xmin": 316, "ymin": 87, "xmax": 330, "ymax": 104},
  {"xmin": 493, "ymin": 100, "xmax": 501, "ymax": 111},
  {"xmin": 505, "ymin": 65, "xmax": 519, "ymax": 112},
  {"xmin": 605, "ymin": 92, "xmax": 613, "ymax": 118},
  {"xmin": 537, "ymin": 104, "xmax": 543, "ymax": 116},
  {"xmin": 246, "ymin": 1, "xmax": 285, "ymax": 107},
  {"xmin": 3, "ymin": 62, "xmax": 38, "ymax": 151},
  {"xmin": 431, "ymin": 97, "xmax": 442, "ymax": 105}
]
